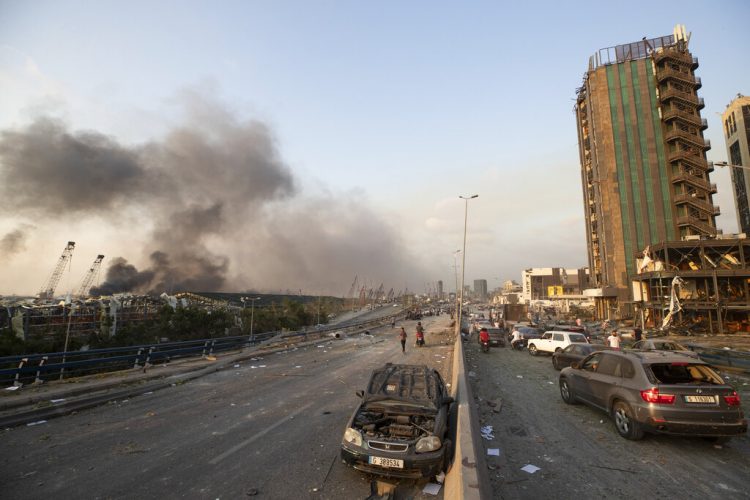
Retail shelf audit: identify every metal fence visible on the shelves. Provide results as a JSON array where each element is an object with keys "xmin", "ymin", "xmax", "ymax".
[{"xmin": 0, "ymin": 312, "xmax": 401, "ymax": 387}]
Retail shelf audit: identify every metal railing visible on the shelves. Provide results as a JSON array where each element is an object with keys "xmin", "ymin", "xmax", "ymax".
[
  {"xmin": 0, "ymin": 312, "xmax": 403, "ymax": 387},
  {"xmin": 686, "ymin": 344, "xmax": 750, "ymax": 374}
]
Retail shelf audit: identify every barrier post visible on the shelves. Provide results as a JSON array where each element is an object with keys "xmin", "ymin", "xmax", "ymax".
[
  {"xmin": 33, "ymin": 356, "xmax": 48, "ymax": 385},
  {"xmin": 13, "ymin": 358, "xmax": 27, "ymax": 388},
  {"xmin": 133, "ymin": 348, "xmax": 144, "ymax": 369}
]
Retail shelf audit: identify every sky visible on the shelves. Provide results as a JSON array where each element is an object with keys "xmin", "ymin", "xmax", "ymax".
[{"xmin": 0, "ymin": 0, "xmax": 748, "ymax": 298}]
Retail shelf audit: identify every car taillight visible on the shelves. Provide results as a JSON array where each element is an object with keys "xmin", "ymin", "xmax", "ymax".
[
  {"xmin": 640, "ymin": 388, "xmax": 675, "ymax": 404},
  {"xmin": 724, "ymin": 391, "xmax": 741, "ymax": 406}
]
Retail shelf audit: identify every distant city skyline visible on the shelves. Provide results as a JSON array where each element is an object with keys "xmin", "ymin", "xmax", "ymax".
[{"xmin": 1, "ymin": 1, "xmax": 748, "ymax": 297}]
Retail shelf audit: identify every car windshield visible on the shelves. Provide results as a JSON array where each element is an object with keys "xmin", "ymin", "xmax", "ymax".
[
  {"xmin": 648, "ymin": 363, "xmax": 724, "ymax": 385},
  {"xmin": 569, "ymin": 334, "xmax": 587, "ymax": 343}
]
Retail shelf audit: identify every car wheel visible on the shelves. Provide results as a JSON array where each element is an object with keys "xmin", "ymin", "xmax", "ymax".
[
  {"xmin": 528, "ymin": 344, "xmax": 538, "ymax": 356},
  {"xmin": 555, "ymin": 347, "xmax": 563, "ymax": 353},
  {"xmin": 612, "ymin": 401, "xmax": 644, "ymax": 440},
  {"xmin": 552, "ymin": 357, "xmax": 560, "ymax": 370},
  {"xmin": 559, "ymin": 378, "xmax": 578, "ymax": 404}
]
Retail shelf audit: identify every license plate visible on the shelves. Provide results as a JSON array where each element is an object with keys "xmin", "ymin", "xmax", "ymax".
[
  {"xmin": 684, "ymin": 395, "xmax": 716, "ymax": 403},
  {"xmin": 369, "ymin": 456, "xmax": 404, "ymax": 469}
]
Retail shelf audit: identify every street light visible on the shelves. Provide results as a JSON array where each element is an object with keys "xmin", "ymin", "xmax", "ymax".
[
  {"xmin": 243, "ymin": 296, "xmax": 261, "ymax": 343},
  {"xmin": 457, "ymin": 194, "xmax": 478, "ymax": 337},
  {"xmin": 714, "ymin": 161, "xmax": 748, "ymax": 169},
  {"xmin": 452, "ymin": 250, "xmax": 461, "ymax": 307}
]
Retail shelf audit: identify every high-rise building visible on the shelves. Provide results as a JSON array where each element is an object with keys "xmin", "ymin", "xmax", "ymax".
[
  {"xmin": 473, "ymin": 279, "xmax": 488, "ymax": 300},
  {"xmin": 437, "ymin": 280, "xmax": 444, "ymax": 299},
  {"xmin": 576, "ymin": 25, "xmax": 717, "ymax": 306},
  {"xmin": 721, "ymin": 94, "xmax": 750, "ymax": 235}
]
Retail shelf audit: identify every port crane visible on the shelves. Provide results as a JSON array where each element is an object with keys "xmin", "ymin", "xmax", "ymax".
[
  {"xmin": 38, "ymin": 241, "xmax": 76, "ymax": 300},
  {"xmin": 76, "ymin": 254, "xmax": 105, "ymax": 297}
]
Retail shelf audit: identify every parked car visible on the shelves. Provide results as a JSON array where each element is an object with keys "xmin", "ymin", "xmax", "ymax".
[
  {"xmin": 552, "ymin": 343, "xmax": 612, "ymax": 370},
  {"xmin": 559, "ymin": 350, "xmax": 747, "ymax": 441},
  {"xmin": 527, "ymin": 330, "xmax": 589, "ymax": 356},
  {"xmin": 341, "ymin": 364, "xmax": 454, "ymax": 478},
  {"xmin": 483, "ymin": 328, "xmax": 506, "ymax": 347},
  {"xmin": 630, "ymin": 339, "xmax": 699, "ymax": 358}
]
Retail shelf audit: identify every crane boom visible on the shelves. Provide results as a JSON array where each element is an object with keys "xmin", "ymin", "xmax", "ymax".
[
  {"xmin": 38, "ymin": 241, "xmax": 76, "ymax": 300},
  {"xmin": 76, "ymin": 254, "xmax": 105, "ymax": 297}
]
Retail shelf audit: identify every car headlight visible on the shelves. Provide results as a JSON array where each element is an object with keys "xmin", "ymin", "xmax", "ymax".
[
  {"xmin": 415, "ymin": 435, "xmax": 441, "ymax": 453},
  {"xmin": 343, "ymin": 427, "xmax": 363, "ymax": 447}
]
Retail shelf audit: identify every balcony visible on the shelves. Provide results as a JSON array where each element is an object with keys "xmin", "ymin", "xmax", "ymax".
[
  {"xmin": 667, "ymin": 148, "xmax": 708, "ymax": 169},
  {"xmin": 676, "ymin": 215, "xmax": 716, "ymax": 235},
  {"xmin": 664, "ymin": 128, "xmax": 710, "ymax": 150},
  {"xmin": 671, "ymin": 173, "xmax": 713, "ymax": 192},
  {"xmin": 659, "ymin": 87, "xmax": 700, "ymax": 106},
  {"xmin": 656, "ymin": 67, "xmax": 700, "ymax": 87},
  {"xmin": 654, "ymin": 49, "xmax": 696, "ymax": 67},
  {"xmin": 661, "ymin": 107, "xmax": 702, "ymax": 126},
  {"xmin": 673, "ymin": 194, "xmax": 721, "ymax": 216}
]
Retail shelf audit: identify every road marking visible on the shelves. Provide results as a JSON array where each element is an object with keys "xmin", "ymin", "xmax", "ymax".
[{"xmin": 208, "ymin": 402, "xmax": 315, "ymax": 465}]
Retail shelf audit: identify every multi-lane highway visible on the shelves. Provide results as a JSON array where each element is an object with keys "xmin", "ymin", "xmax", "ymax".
[{"xmin": 1, "ymin": 314, "xmax": 455, "ymax": 499}]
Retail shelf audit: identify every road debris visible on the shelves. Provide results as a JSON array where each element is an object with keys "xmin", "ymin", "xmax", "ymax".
[
  {"xmin": 423, "ymin": 483, "xmax": 442, "ymax": 495},
  {"xmin": 50, "ymin": 399, "xmax": 66, "ymax": 404},
  {"xmin": 26, "ymin": 420, "xmax": 47, "ymax": 427},
  {"xmin": 521, "ymin": 464, "xmax": 540, "ymax": 474},
  {"xmin": 487, "ymin": 448, "xmax": 501, "ymax": 456},
  {"xmin": 5, "ymin": 386, "xmax": 20, "ymax": 391},
  {"xmin": 481, "ymin": 425, "xmax": 495, "ymax": 440}
]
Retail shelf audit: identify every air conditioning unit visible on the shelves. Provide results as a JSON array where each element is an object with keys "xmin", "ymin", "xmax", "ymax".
[{"xmin": 682, "ymin": 235, "xmax": 702, "ymax": 241}]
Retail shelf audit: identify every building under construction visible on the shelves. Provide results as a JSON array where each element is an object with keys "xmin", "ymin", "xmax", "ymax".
[
  {"xmin": 632, "ymin": 237, "xmax": 750, "ymax": 334},
  {"xmin": 576, "ymin": 26, "xmax": 718, "ymax": 318}
]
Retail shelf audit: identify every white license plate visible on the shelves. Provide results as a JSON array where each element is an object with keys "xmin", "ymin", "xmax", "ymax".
[
  {"xmin": 369, "ymin": 456, "xmax": 404, "ymax": 469},
  {"xmin": 684, "ymin": 395, "xmax": 716, "ymax": 403}
]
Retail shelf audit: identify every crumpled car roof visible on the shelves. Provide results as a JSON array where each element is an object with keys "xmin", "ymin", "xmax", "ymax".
[{"xmin": 364, "ymin": 364, "xmax": 444, "ymax": 409}]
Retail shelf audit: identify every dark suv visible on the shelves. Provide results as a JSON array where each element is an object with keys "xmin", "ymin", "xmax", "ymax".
[{"xmin": 558, "ymin": 350, "xmax": 747, "ymax": 441}]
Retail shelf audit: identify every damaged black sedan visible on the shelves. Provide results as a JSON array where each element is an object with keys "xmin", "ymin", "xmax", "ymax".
[{"xmin": 341, "ymin": 363, "xmax": 454, "ymax": 479}]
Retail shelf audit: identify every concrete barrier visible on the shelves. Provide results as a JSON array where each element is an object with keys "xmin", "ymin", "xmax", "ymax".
[{"xmin": 444, "ymin": 336, "xmax": 490, "ymax": 499}]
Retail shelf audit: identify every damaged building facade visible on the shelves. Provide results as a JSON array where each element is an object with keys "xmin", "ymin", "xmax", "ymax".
[{"xmin": 576, "ymin": 26, "xmax": 720, "ymax": 320}]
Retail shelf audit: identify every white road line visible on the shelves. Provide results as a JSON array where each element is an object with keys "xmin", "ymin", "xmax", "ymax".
[{"xmin": 208, "ymin": 402, "xmax": 315, "ymax": 465}]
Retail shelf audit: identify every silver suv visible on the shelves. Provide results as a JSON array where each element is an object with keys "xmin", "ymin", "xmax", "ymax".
[
  {"xmin": 559, "ymin": 350, "xmax": 747, "ymax": 441},
  {"xmin": 527, "ymin": 330, "xmax": 588, "ymax": 356}
]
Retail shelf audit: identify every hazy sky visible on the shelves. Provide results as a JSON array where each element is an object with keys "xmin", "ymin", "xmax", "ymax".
[{"xmin": 1, "ymin": 1, "xmax": 748, "ymax": 297}]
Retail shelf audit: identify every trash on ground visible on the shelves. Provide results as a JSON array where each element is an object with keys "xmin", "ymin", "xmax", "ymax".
[
  {"xmin": 487, "ymin": 448, "xmax": 501, "ymax": 456},
  {"xmin": 547, "ymin": 381, "xmax": 554, "ymax": 385},
  {"xmin": 517, "ymin": 375, "xmax": 524, "ymax": 379},
  {"xmin": 142, "ymin": 391, "xmax": 153, "ymax": 395},
  {"xmin": 423, "ymin": 483, "xmax": 442, "ymax": 495},
  {"xmin": 481, "ymin": 425, "xmax": 495, "ymax": 440},
  {"xmin": 206, "ymin": 356, "xmax": 217, "ymax": 361},
  {"xmin": 27, "ymin": 420, "xmax": 47, "ymax": 426},
  {"xmin": 50, "ymin": 399, "xmax": 66, "ymax": 404},
  {"xmin": 435, "ymin": 471, "xmax": 445, "ymax": 484},
  {"xmin": 521, "ymin": 464, "xmax": 541, "ymax": 474},
  {"xmin": 468, "ymin": 371, "xmax": 477, "ymax": 378},
  {"xmin": 5, "ymin": 386, "xmax": 20, "ymax": 391},
  {"xmin": 234, "ymin": 364, "xmax": 240, "ymax": 368},
  {"xmin": 295, "ymin": 365, "xmax": 302, "ymax": 368}
]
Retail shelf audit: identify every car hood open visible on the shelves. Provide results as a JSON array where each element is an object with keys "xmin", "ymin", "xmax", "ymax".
[{"xmin": 362, "ymin": 364, "xmax": 444, "ymax": 411}]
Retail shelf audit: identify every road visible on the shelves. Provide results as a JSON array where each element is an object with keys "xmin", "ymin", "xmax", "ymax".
[
  {"xmin": 465, "ymin": 338, "xmax": 750, "ymax": 499},
  {"xmin": 0, "ymin": 314, "xmax": 455, "ymax": 500}
]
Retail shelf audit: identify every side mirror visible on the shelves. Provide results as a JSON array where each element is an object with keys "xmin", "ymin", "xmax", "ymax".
[
  {"xmin": 570, "ymin": 362, "xmax": 580, "ymax": 369},
  {"xmin": 356, "ymin": 390, "xmax": 364, "ymax": 398}
]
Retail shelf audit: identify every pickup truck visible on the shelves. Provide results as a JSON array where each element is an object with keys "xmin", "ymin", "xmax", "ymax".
[{"xmin": 527, "ymin": 330, "xmax": 588, "ymax": 356}]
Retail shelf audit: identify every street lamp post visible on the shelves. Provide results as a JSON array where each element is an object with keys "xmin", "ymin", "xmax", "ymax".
[
  {"xmin": 452, "ymin": 249, "xmax": 461, "ymax": 313},
  {"xmin": 457, "ymin": 194, "xmax": 478, "ymax": 337},
  {"xmin": 245, "ymin": 297, "xmax": 260, "ymax": 343}
]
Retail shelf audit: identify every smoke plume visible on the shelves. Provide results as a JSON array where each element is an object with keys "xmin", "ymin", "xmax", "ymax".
[
  {"xmin": 0, "ymin": 225, "xmax": 33, "ymax": 257},
  {"xmin": 0, "ymin": 93, "xmax": 428, "ymax": 296}
]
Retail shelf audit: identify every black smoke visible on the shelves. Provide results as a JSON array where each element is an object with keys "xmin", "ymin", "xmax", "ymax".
[
  {"xmin": 0, "ymin": 93, "xmax": 429, "ymax": 296},
  {"xmin": 0, "ymin": 225, "xmax": 33, "ymax": 256}
]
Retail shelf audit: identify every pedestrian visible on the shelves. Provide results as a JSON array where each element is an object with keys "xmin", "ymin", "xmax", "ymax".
[
  {"xmin": 607, "ymin": 330, "xmax": 620, "ymax": 349},
  {"xmin": 634, "ymin": 327, "xmax": 643, "ymax": 342},
  {"xmin": 391, "ymin": 319, "xmax": 396, "ymax": 329},
  {"xmin": 399, "ymin": 327, "xmax": 407, "ymax": 353}
]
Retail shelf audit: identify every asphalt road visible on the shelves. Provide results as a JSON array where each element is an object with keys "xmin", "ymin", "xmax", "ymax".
[
  {"xmin": 0, "ymin": 314, "xmax": 455, "ymax": 500},
  {"xmin": 465, "ymin": 338, "xmax": 750, "ymax": 499}
]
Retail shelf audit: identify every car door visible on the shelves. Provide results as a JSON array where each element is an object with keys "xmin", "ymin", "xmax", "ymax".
[
  {"xmin": 569, "ymin": 352, "xmax": 604, "ymax": 405},
  {"xmin": 586, "ymin": 353, "xmax": 623, "ymax": 410}
]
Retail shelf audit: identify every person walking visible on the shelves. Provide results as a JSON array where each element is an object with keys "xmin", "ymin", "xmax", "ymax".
[{"xmin": 399, "ymin": 327, "xmax": 407, "ymax": 353}]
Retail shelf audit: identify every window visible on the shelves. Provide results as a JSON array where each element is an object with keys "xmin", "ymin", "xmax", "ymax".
[
  {"xmin": 621, "ymin": 360, "xmax": 636, "ymax": 378},
  {"xmin": 582, "ymin": 353, "xmax": 603, "ymax": 372},
  {"xmin": 553, "ymin": 333, "xmax": 564, "ymax": 342},
  {"xmin": 569, "ymin": 334, "xmax": 587, "ymax": 343},
  {"xmin": 597, "ymin": 354, "xmax": 620, "ymax": 376},
  {"xmin": 649, "ymin": 363, "xmax": 723, "ymax": 384}
]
